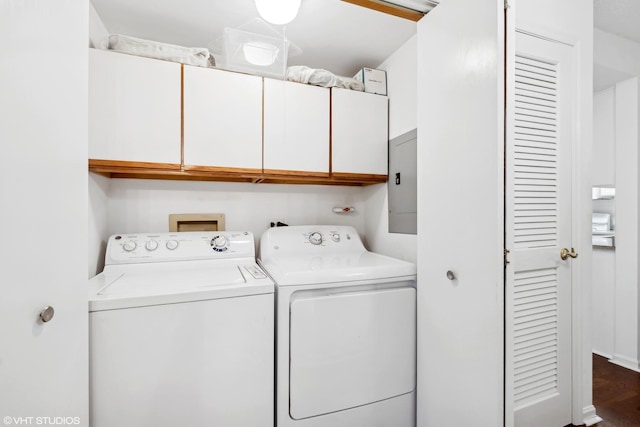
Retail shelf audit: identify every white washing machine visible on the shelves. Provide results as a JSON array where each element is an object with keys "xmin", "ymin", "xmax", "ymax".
[
  {"xmin": 259, "ymin": 225, "xmax": 417, "ymax": 427},
  {"xmin": 88, "ymin": 231, "xmax": 274, "ymax": 427}
]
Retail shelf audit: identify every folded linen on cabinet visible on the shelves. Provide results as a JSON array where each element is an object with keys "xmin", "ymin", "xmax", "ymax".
[
  {"xmin": 106, "ymin": 34, "xmax": 215, "ymax": 68},
  {"xmin": 286, "ymin": 66, "xmax": 364, "ymax": 91}
]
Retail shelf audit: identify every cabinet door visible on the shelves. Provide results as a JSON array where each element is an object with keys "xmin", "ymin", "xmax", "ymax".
[
  {"xmin": 416, "ymin": 0, "xmax": 504, "ymax": 426},
  {"xmin": 331, "ymin": 88, "xmax": 388, "ymax": 176},
  {"xmin": 264, "ymin": 79, "xmax": 329, "ymax": 175},
  {"xmin": 89, "ymin": 49, "xmax": 181, "ymax": 165},
  {"xmin": 183, "ymin": 67, "xmax": 262, "ymax": 171},
  {"xmin": 1, "ymin": 0, "xmax": 88, "ymax": 418}
]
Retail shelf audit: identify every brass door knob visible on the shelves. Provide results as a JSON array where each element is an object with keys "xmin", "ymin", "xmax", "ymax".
[{"xmin": 560, "ymin": 247, "xmax": 578, "ymax": 260}]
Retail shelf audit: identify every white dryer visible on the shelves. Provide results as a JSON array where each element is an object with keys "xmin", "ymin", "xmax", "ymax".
[
  {"xmin": 259, "ymin": 225, "xmax": 417, "ymax": 427},
  {"xmin": 88, "ymin": 231, "xmax": 274, "ymax": 427}
]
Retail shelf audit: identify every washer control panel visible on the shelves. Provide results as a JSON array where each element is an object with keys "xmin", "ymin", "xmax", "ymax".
[
  {"xmin": 106, "ymin": 231, "xmax": 255, "ymax": 265},
  {"xmin": 210, "ymin": 235, "xmax": 229, "ymax": 252}
]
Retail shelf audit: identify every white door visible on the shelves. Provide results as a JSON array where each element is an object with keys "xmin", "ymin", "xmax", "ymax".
[
  {"xmin": 416, "ymin": 0, "xmax": 505, "ymax": 425},
  {"xmin": 505, "ymin": 30, "xmax": 576, "ymax": 427},
  {"xmin": 0, "ymin": 0, "xmax": 88, "ymax": 422}
]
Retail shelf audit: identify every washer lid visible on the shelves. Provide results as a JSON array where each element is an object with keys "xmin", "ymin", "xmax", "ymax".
[
  {"xmin": 88, "ymin": 261, "xmax": 273, "ymax": 311},
  {"xmin": 259, "ymin": 251, "xmax": 416, "ymax": 287}
]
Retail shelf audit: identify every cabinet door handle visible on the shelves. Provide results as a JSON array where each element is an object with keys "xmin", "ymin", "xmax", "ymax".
[{"xmin": 39, "ymin": 306, "xmax": 55, "ymax": 323}]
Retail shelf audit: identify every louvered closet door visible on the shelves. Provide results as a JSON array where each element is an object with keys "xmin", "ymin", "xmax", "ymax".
[{"xmin": 505, "ymin": 31, "xmax": 575, "ymax": 427}]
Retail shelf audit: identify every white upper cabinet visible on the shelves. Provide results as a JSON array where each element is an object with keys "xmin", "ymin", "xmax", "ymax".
[
  {"xmin": 331, "ymin": 88, "xmax": 388, "ymax": 175},
  {"xmin": 183, "ymin": 66, "xmax": 263, "ymax": 171},
  {"xmin": 88, "ymin": 52, "xmax": 388, "ymax": 184},
  {"xmin": 89, "ymin": 49, "xmax": 181, "ymax": 164},
  {"xmin": 263, "ymin": 79, "xmax": 330, "ymax": 174}
]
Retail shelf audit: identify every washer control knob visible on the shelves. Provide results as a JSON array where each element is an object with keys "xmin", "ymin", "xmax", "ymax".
[
  {"xmin": 214, "ymin": 236, "xmax": 228, "ymax": 247},
  {"xmin": 145, "ymin": 240, "xmax": 159, "ymax": 251},
  {"xmin": 123, "ymin": 240, "xmax": 137, "ymax": 252},
  {"xmin": 309, "ymin": 232, "xmax": 323, "ymax": 245},
  {"xmin": 166, "ymin": 240, "xmax": 179, "ymax": 251},
  {"xmin": 331, "ymin": 233, "xmax": 341, "ymax": 243},
  {"xmin": 211, "ymin": 235, "xmax": 229, "ymax": 252}
]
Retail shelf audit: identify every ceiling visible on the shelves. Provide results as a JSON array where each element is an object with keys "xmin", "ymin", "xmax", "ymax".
[
  {"xmin": 593, "ymin": 0, "xmax": 640, "ymax": 90},
  {"xmin": 92, "ymin": 0, "xmax": 640, "ymax": 88},
  {"xmin": 594, "ymin": 0, "xmax": 640, "ymax": 44},
  {"xmin": 91, "ymin": 0, "xmax": 417, "ymax": 77}
]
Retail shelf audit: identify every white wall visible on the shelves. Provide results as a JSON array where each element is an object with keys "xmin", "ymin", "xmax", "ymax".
[
  {"xmin": 89, "ymin": 178, "xmax": 366, "ymax": 276},
  {"xmin": 593, "ymin": 88, "xmax": 616, "ymax": 186},
  {"xmin": 591, "ymin": 88, "xmax": 616, "ymax": 359},
  {"xmin": 89, "ymin": 173, "xmax": 110, "ymax": 277},
  {"xmin": 89, "ymin": 2, "xmax": 109, "ymax": 48},
  {"xmin": 364, "ymin": 35, "xmax": 417, "ymax": 263},
  {"xmin": 595, "ymin": 29, "xmax": 640, "ymax": 78},
  {"xmin": 613, "ymin": 77, "xmax": 640, "ymax": 372},
  {"xmin": 592, "ymin": 30, "xmax": 640, "ymax": 373},
  {"xmin": 592, "ymin": 248, "xmax": 616, "ymax": 358}
]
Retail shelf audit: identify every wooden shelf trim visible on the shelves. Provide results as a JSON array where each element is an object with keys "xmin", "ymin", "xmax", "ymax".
[
  {"xmin": 88, "ymin": 159, "xmax": 181, "ymax": 172},
  {"xmin": 341, "ymin": 0, "xmax": 425, "ymax": 22},
  {"xmin": 89, "ymin": 160, "xmax": 387, "ymax": 186}
]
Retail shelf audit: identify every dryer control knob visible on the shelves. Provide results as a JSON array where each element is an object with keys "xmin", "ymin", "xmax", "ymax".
[
  {"xmin": 123, "ymin": 240, "xmax": 137, "ymax": 252},
  {"xmin": 145, "ymin": 240, "xmax": 159, "ymax": 251},
  {"xmin": 309, "ymin": 232, "xmax": 323, "ymax": 245},
  {"xmin": 331, "ymin": 233, "xmax": 341, "ymax": 242},
  {"xmin": 166, "ymin": 240, "xmax": 179, "ymax": 251}
]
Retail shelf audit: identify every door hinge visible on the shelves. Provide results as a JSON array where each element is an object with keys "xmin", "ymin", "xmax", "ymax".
[{"xmin": 504, "ymin": 249, "xmax": 510, "ymax": 266}]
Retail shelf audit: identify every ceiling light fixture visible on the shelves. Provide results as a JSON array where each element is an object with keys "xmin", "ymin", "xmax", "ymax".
[{"xmin": 254, "ymin": 0, "xmax": 302, "ymax": 25}]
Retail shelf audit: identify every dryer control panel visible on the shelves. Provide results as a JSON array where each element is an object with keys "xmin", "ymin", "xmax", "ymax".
[
  {"xmin": 106, "ymin": 231, "xmax": 255, "ymax": 265},
  {"xmin": 260, "ymin": 225, "xmax": 366, "ymax": 258}
]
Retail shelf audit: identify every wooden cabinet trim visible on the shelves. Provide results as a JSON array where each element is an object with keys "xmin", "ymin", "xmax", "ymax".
[
  {"xmin": 89, "ymin": 159, "xmax": 181, "ymax": 172},
  {"xmin": 89, "ymin": 160, "xmax": 385, "ymax": 186}
]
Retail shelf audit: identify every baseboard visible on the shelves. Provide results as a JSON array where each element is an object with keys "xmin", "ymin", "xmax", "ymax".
[
  {"xmin": 582, "ymin": 405, "xmax": 603, "ymax": 426},
  {"xmin": 610, "ymin": 354, "xmax": 640, "ymax": 373}
]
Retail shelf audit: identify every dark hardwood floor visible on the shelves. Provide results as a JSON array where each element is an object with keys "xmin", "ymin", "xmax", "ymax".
[{"xmin": 589, "ymin": 354, "xmax": 640, "ymax": 427}]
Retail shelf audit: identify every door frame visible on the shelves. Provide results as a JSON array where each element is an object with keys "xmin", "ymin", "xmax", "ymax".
[{"xmin": 507, "ymin": 10, "xmax": 597, "ymax": 426}]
